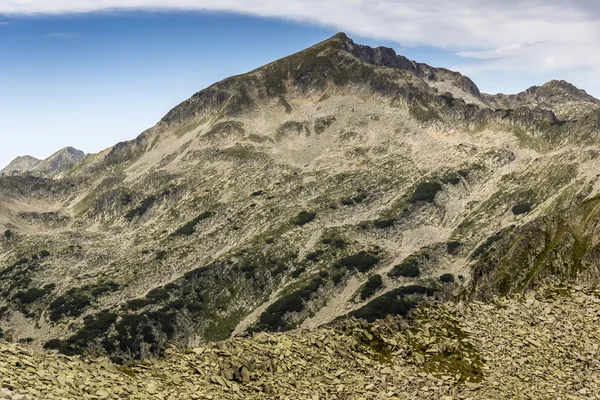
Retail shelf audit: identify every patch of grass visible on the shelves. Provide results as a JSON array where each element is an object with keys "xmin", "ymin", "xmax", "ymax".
[{"xmin": 440, "ymin": 273, "xmax": 455, "ymax": 283}]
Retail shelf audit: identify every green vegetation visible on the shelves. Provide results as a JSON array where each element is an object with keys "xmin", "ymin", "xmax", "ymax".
[
  {"xmin": 124, "ymin": 196, "xmax": 156, "ymax": 221},
  {"xmin": 254, "ymin": 276, "xmax": 324, "ymax": 332},
  {"xmin": 170, "ymin": 211, "xmax": 214, "ymax": 236},
  {"xmin": 389, "ymin": 258, "xmax": 420, "ymax": 278},
  {"xmin": 446, "ymin": 241, "xmax": 462, "ymax": 255},
  {"xmin": 49, "ymin": 281, "xmax": 120, "ymax": 322},
  {"xmin": 440, "ymin": 273, "xmax": 455, "ymax": 283},
  {"xmin": 314, "ymin": 116, "xmax": 336, "ymax": 134},
  {"xmin": 44, "ymin": 310, "xmax": 118, "ymax": 356},
  {"xmin": 340, "ymin": 192, "xmax": 368, "ymax": 206},
  {"xmin": 50, "ymin": 292, "xmax": 92, "ymax": 321},
  {"xmin": 14, "ymin": 286, "xmax": 53, "ymax": 304},
  {"xmin": 512, "ymin": 203, "xmax": 532, "ymax": 215},
  {"xmin": 410, "ymin": 182, "xmax": 442, "ymax": 203},
  {"xmin": 350, "ymin": 286, "xmax": 435, "ymax": 322},
  {"xmin": 337, "ymin": 251, "xmax": 380, "ymax": 273},
  {"xmin": 359, "ymin": 275, "xmax": 383, "ymax": 300},
  {"xmin": 373, "ymin": 219, "xmax": 395, "ymax": 229},
  {"xmin": 294, "ymin": 211, "xmax": 317, "ymax": 226},
  {"xmin": 471, "ymin": 227, "xmax": 513, "ymax": 260}
]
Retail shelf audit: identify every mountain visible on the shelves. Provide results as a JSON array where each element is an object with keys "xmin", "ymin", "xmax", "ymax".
[
  {"xmin": 1, "ymin": 156, "xmax": 41, "ymax": 176},
  {"xmin": 1, "ymin": 147, "xmax": 85, "ymax": 177},
  {"xmin": 482, "ymin": 79, "xmax": 600, "ymax": 120},
  {"xmin": 1, "ymin": 32, "xmax": 600, "ymax": 369}
]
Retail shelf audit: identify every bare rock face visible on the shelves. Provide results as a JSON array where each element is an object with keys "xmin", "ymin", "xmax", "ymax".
[{"xmin": 0, "ymin": 33, "xmax": 600, "ymax": 368}]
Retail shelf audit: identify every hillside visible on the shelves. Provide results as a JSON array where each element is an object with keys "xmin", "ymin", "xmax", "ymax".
[{"xmin": 0, "ymin": 32, "xmax": 600, "ymax": 367}]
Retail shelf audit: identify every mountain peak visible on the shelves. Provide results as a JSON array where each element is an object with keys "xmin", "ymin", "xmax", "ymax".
[{"xmin": 1, "ymin": 147, "xmax": 85, "ymax": 177}]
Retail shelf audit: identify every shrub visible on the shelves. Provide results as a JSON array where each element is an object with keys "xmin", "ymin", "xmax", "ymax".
[
  {"xmin": 155, "ymin": 250, "xmax": 167, "ymax": 260},
  {"xmin": 446, "ymin": 241, "xmax": 462, "ymax": 255},
  {"xmin": 255, "ymin": 276, "xmax": 324, "ymax": 332},
  {"xmin": 251, "ymin": 190, "xmax": 265, "ymax": 196},
  {"xmin": 125, "ymin": 298, "xmax": 153, "ymax": 311},
  {"xmin": 124, "ymin": 196, "xmax": 156, "ymax": 220},
  {"xmin": 471, "ymin": 230, "xmax": 507, "ymax": 259},
  {"xmin": 306, "ymin": 251, "xmax": 323, "ymax": 262},
  {"xmin": 90, "ymin": 281, "xmax": 119, "ymax": 297},
  {"xmin": 170, "ymin": 211, "xmax": 214, "ymax": 236},
  {"xmin": 49, "ymin": 293, "xmax": 92, "ymax": 321},
  {"xmin": 146, "ymin": 287, "xmax": 170, "ymax": 302},
  {"xmin": 511, "ymin": 203, "xmax": 532, "ymax": 215},
  {"xmin": 373, "ymin": 219, "xmax": 395, "ymax": 229},
  {"xmin": 3, "ymin": 230, "xmax": 13, "ymax": 239},
  {"xmin": 291, "ymin": 267, "xmax": 306, "ymax": 279},
  {"xmin": 15, "ymin": 286, "xmax": 52, "ymax": 304},
  {"xmin": 337, "ymin": 251, "xmax": 380, "ymax": 272},
  {"xmin": 350, "ymin": 285, "xmax": 435, "ymax": 322},
  {"xmin": 39, "ymin": 250, "xmax": 51, "ymax": 258},
  {"xmin": 440, "ymin": 273, "xmax": 455, "ymax": 283},
  {"xmin": 360, "ymin": 275, "xmax": 383, "ymax": 300},
  {"xmin": 341, "ymin": 198, "xmax": 355, "ymax": 206},
  {"xmin": 409, "ymin": 182, "xmax": 442, "ymax": 203},
  {"xmin": 43, "ymin": 338, "xmax": 61, "ymax": 350},
  {"xmin": 389, "ymin": 259, "xmax": 420, "ymax": 278},
  {"xmin": 294, "ymin": 211, "xmax": 317, "ymax": 226}
]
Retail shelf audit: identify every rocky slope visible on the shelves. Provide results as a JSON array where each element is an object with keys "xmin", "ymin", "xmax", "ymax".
[
  {"xmin": 1, "ymin": 284, "xmax": 598, "ymax": 399},
  {"xmin": 0, "ymin": 32, "xmax": 600, "ymax": 366}
]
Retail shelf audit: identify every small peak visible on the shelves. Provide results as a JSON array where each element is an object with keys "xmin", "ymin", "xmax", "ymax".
[{"xmin": 331, "ymin": 32, "xmax": 350, "ymax": 41}]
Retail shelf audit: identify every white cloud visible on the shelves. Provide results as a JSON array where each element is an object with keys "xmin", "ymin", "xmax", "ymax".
[{"xmin": 1, "ymin": 0, "xmax": 600, "ymax": 95}]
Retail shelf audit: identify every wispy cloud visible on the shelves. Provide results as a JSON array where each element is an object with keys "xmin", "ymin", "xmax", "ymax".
[
  {"xmin": 1, "ymin": 0, "xmax": 600, "ymax": 93},
  {"xmin": 0, "ymin": 21, "xmax": 10, "ymax": 25}
]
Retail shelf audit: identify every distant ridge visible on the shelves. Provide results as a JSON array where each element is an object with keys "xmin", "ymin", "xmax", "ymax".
[{"xmin": 1, "ymin": 147, "xmax": 85, "ymax": 177}]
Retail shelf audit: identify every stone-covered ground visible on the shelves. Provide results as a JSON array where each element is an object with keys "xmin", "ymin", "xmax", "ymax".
[{"xmin": 1, "ymin": 283, "xmax": 599, "ymax": 399}]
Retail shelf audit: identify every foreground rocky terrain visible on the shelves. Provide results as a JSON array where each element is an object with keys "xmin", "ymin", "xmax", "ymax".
[
  {"xmin": 1, "ymin": 32, "xmax": 600, "ymax": 368},
  {"xmin": 1, "ymin": 284, "xmax": 598, "ymax": 399}
]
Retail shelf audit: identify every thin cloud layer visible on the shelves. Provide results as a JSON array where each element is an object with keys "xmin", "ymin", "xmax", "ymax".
[{"xmin": 2, "ymin": 0, "xmax": 600, "ymax": 93}]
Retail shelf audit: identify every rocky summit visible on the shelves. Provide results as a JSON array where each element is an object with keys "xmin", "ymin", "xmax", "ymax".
[{"xmin": 1, "ymin": 32, "xmax": 600, "ymax": 398}]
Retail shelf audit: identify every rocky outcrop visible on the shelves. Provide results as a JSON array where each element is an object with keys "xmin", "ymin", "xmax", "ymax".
[{"xmin": 0, "ymin": 284, "xmax": 598, "ymax": 399}]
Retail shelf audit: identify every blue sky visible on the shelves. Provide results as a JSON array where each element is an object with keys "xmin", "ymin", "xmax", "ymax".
[{"xmin": 1, "ymin": 2, "xmax": 599, "ymax": 167}]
